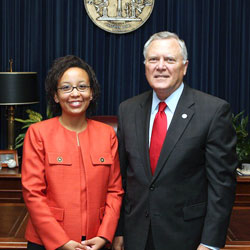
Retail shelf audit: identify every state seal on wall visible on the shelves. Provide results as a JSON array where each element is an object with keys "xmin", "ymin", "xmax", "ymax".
[{"xmin": 84, "ymin": 0, "xmax": 155, "ymax": 34}]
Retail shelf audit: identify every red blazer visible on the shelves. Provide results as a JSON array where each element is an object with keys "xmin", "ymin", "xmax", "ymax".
[{"xmin": 22, "ymin": 117, "xmax": 123, "ymax": 250}]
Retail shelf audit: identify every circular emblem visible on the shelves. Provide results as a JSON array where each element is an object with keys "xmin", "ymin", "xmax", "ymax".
[
  {"xmin": 84, "ymin": 0, "xmax": 155, "ymax": 34},
  {"xmin": 57, "ymin": 157, "xmax": 63, "ymax": 163},
  {"xmin": 182, "ymin": 114, "xmax": 188, "ymax": 119}
]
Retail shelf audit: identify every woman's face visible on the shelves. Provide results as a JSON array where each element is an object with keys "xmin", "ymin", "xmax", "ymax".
[{"xmin": 54, "ymin": 67, "xmax": 92, "ymax": 118}]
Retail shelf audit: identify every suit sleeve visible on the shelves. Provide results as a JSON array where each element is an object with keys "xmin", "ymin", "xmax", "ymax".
[
  {"xmin": 201, "ymin": 102, "xmax": 238, "ymax": 247},
  {"xmin": 22, "ymin": 125, "xmax": 70, "ymax": 250},
  {"xmin": 115, "ymin": 104, "xmax": 128, "ymax": 236}
]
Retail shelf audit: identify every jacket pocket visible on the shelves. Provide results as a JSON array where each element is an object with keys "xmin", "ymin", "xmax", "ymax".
[
  {"xmin": 183, "ymin": 202, "xmax": 207, "ymax": 221},
  {"xmin": 49, "ymin": 206, "xmax": 64, "ymax": 222},
  {"xmin": 47, "ymin": 152, "xmax": 72, "ymax": 166},
  {"xmin": 90, "ymin": 152, "xmax": 113, "ymax": 166}
]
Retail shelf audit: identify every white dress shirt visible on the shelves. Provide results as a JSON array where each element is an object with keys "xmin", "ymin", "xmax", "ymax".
[{"xmin": 149, "ymin": 83, "xmax": 184, "ymax": 145}]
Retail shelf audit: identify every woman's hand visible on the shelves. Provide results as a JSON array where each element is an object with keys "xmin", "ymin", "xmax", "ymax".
[
  {"xmin": 81, "ymin": 236, "xmax": 107, "ymax": 250},
  {"xmin": 57, "ymin": 240, "xmax": 85, "ymax": 250}
]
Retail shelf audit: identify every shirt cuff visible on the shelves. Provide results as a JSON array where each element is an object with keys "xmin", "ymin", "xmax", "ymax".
[{"xmin": 201, "ymin": 243, "xmax": 220, "ymax": 250}]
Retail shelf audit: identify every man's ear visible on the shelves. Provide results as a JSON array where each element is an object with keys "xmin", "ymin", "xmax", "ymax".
[{"xmin": 183, "ymin": 60, "xmax": 189, "ymax": 76}]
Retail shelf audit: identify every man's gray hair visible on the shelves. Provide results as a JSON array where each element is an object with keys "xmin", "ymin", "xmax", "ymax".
[{"xmin": 143, "ymin": 31, "xmax": 188, "ymax": 64}]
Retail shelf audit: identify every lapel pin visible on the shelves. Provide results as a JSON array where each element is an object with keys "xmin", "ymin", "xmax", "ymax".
[
  {"xmin": 57, "ymin": 156, "xmax": 63, "ymax": 163},
  {"xmin": 182, "ymin": 114, "xmax": 188, "ymax": 119}
]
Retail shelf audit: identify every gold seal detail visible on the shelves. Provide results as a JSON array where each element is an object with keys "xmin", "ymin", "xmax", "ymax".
[{"xmin": 84, "ymin": 0, "xmax": 155, "ymax": 34}]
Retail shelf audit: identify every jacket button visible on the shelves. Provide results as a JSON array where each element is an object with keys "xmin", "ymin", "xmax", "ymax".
[
  {"xmin": 57, "ymin": 156, "xmax": 63, "ymax": 163},
  {"xmin": 145, "ymin": 210, "xmax": 149, "ymax": 218},
  {"xmin": 149, "ymin": 185, "xmax": 155, "ymax": 191},
  {"xmin": 100, "ymin": 157, "xmax": 104, "ymax": 163}
]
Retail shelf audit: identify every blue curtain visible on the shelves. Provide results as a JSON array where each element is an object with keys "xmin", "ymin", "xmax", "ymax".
[{"xmin": 1, "ymin": 0, "xmax": 250, "ymax": 149}]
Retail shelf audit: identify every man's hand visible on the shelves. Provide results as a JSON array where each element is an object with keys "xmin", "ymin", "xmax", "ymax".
[
  {"xmin": 112, "ymin": 236, "xmax": 124, "ymax": 250},
  {"xmin": 57, "ymin": 240, "xmax": 85, "ymax": 250},
  {"xmin": 197, "ymin": 244, "xmax": 211, "ymax": 250},
  {"xmin": 81, "ymin": 236, "xmax": 107, "ymax": 250}
]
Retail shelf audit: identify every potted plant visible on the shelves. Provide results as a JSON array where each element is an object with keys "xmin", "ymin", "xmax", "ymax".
[
  {"xmin": 232, "ymin": 111, "xmax": 250, "ymax": 174},
  {"xmin": 15, "ymin": 107, "xmax": 53, "ymax": 149},
  {"xmin": 14, "ymin": 109, "xmax": 43, "ymax": 149}
]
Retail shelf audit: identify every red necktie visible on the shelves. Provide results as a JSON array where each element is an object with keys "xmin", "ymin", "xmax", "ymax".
[{"xmin": 149, "ymin": 102, "xmax": 167, "ymax": 175}]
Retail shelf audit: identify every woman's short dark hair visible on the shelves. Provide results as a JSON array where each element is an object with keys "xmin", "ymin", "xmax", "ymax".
[{"xmin": 45, "ymin": 55, "xmax": 100, "ymax": 117}]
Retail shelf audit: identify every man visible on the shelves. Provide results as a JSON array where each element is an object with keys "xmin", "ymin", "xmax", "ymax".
[{"xmin": 113, "ymin": 31, "xmax": 238, "ymax": 250}]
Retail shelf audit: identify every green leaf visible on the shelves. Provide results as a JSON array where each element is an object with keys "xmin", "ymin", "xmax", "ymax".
[
  {"xmin": 15, "ymin": 118, "xmax": 37, "ymax": 123},
  {"xmin": 232, "ymin": 111, "xmax": 250, "ymax": 162},
  {"xmin": 27, "ymin": 109, "xmax": 43, "ymax": 121},
  {"xmin": 15, "ymin": 133, "xmax": 25, "ymax": 142},
  {"xmin": 14, "ymin": 133, "xmax": 26, "ymax": 149},
  {"xmin": 21, "ymin": 123, "xmax": 36, "ymax": 129},
  {"xmin": 15, "ymin": 108, "xmax": 44, "ymax": 149},
  {"xmin": 15, "ymin": 142, "xmax": 24, "ymax": 149}
]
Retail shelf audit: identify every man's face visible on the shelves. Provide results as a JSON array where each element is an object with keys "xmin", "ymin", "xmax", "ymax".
[{"xmin": 145, "ymin": 38, "xmax": 188, "ymax": 100}]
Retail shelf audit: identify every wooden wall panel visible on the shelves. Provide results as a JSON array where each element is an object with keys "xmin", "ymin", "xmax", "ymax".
[{"xmin": 1, "ymin": 168, "xmax": 250, "ymax": 249}]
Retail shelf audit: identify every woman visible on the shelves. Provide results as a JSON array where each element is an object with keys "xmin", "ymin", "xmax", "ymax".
[{"xmin": 21, "ymin": 55, "xmax": 123, "ymax": 250}]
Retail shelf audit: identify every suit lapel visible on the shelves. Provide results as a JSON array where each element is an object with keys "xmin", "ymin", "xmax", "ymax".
[
  {"xmin": 152, "ymin": 84, "xmax": 195, "ymax": 180},
  {"xmin": 135, "ymin": 91, "xmax": 153, "ymax": 180}
]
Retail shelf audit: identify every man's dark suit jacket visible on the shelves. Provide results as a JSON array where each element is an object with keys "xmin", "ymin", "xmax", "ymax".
[{"xmin": 117, "ymin": 84, "xmax": 238, "ymax": 250}]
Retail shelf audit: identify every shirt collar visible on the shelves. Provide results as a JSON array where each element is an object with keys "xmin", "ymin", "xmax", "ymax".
[{"xmin": 151, "ymin": 83, "xmax": 184, "ymax": 114}]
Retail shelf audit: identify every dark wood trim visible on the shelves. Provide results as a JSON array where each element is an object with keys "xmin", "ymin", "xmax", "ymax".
[
  {"xmin": 1, "ymin": 167, "xmax": 250, "ymax": 249},
  {"xmin": 0, "ymin": 203, "xmax": 28, "ymax": 249},
  {"xmin": 223, "ymin": 176, "xmax": 250, "ymax": 249}
]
